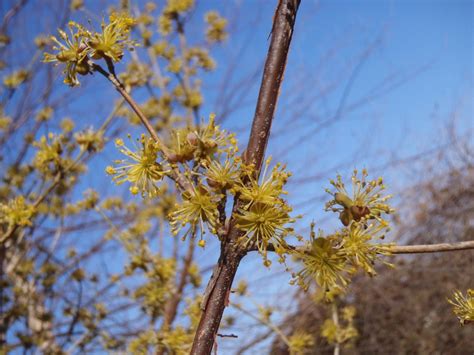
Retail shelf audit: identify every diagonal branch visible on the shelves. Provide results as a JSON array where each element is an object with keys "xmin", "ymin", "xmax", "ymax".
[
  {"xmin": 190, "ymin": 1, "xmax": 301, "ymax": 354},
  {"xmin": 91, "ymin": 62, "xmax": 193, "ymax": 194}
]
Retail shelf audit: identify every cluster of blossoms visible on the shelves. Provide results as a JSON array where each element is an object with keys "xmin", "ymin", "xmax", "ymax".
[
  {"xmin": 320, "ymin": 305, "xmax": 358, "ymax": 347},
  {"xmin": 204, "ymin": 11, "xmax": 228, "ymax": 43},
  {"xmin": 0, "ymin": 196, "xmax": 35, "ymax": 229},
  {"xmin": 235, "ymin": 159, "xmax": 297, "ymax": 265},
  {"xmin": 292, "ymin": 170, "xmax": 394, "ymax": 295},
  {"xmin": 325, "ymin": 170, "xmax": 394, "ymax": 226},
  {"xmin": 448, "ymin": 289, "xmax": 474, "ymax": 325},
  {"xmin": 107, "ymin": 113, "xmax": 297, "ymax": 258},
  {"xmin": 106, "ymin": 135, "xmax": 169, "ymax": 197},
  {"xmin": 44, "ymin": 13, "xmax": 136, "ymax": 86}
]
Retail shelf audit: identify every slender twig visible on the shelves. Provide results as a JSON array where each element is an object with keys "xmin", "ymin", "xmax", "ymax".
[
  {"xmin": 90, "ymin": 62, "xmax": 162, "ymax": 144},
  {"xmin": 389, "ymin": 240, "xmax": 474, "ymax": 254},
  {"xmin": 156, "ymin": 229, "xmax": 196, "ymax": 355},
  {"xmin": 251, "ymin": 240, "xmax": 474, "ymax": 255},
  {"xmin": 90, "ymin": 61, "xmax": 193, "ymax": 194},
  {"xmin": 232, "ymin": 302, "xmax": 290, "ymax": 346},
  {"xmin": 331, "ymin": 303, "xmax": 340, "ymax": 355},
  {"xmin": 216, "ymin": 333, "xmax": 238, "ymax": 338}
]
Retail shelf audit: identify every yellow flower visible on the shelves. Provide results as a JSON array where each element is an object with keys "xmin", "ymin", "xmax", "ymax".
[
  {"xmin": 167, "ymin": 58, "xmax": 183, "ymax": 73},
  {"xmin": 236, "ymin": 202, "xmax": 294, "ymax": 261},
  {"xmin": 325, "ymin": 169, "xmax": 394, "ymax": 226},
  {"xmin": 205, "ymin": 11, "xmax": 228, "ymax": 43},
  {"xmin": 186, "ymin": 47, "xmax": 216, "ymax": 71},
  {"xmin": 291, "ymin": 228, "xmax": 349, "ymax": 292},
  {"xmin": 35, "ymin": 106, "xmax": 53, "ymax": 122},
  {"xmin": 448, "ymin": 289, "xmax": 474, "ymax": 325},
  {"xmin": 204, "ymin": 158, "xmax": 239, "ymax": 190},
  {"xmin": 88, "ymin": 12, "xmax": 136, "ymax": 62},
  {"xmin": 70, "ymin": 0, "xmax": 84, "ymax": 11},
  {"xmin": 340, "ymin": 222, "xmax": 392, "ymax": 275},
  {"xmin": 3, "ymin": 69, "xmax": 29, "ymax": 89},
  {"xmin": 169, "ymin": 186, "xmax": 219, "ymax": 236},
  {"xmin": 74, "ymin": 127, "xmax": 104, "ymax": 152},
  {"xmin": 33, "ymin": 134, "xmax": 63, "ymax": 175},
  {"xmin": 0, "ymin": 111, "xmax": 11, "ymax": 130},
  {"xmin": 320, "ymin": 318, "xmax": 358, "ymax": 346},
  {"xmin": 0, "ymin": 196, "xmax": 35, "ymax": 228},
  {"xmin": 237, "ymin": 157, "xmax": 290, "ymax": 208},
  {"xmin": 166, "ymin": 0, "xmax": 194, "ymax": 14},
  {"xmin": 288, "ymin": 331, "xmax": 315, "ymax": 355},
  {"xmin": 109, "ymin": 135, "xmax": 169, "ymax": 197},
  {"xmin": 43, "ymin": 22, "xmax": 91, "ymax": 86}
]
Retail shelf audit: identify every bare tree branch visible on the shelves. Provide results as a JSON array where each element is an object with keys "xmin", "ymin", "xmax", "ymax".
[{"xmin": 190, "ymin": 1, "xmax": 301, "ymax": 354}]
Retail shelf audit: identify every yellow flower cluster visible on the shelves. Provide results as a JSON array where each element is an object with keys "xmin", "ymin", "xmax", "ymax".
[
  {"xmin": 158, "ymin": 0, "xmax": 195, "ymax": 36},
  {"xmin": 3, "ymin": 69, "xmax": 29, "ymax": 89},
  {"xmin": 292, "ymin": 170, "xmax": 394, "ymax": 295},
  {"xmin": 74, "ymin": 127, "xmax": 105, "ymax": 153},
  {"xmin": 44, "ymin": 13, "xmax": 136, "ymax": 86},
  {"xmin": 320, "ymin": 306, "xmax": 358, "ymax": 346},
  {"xmin": 88, "ymin": 12, "xmax": 136, "ymax": 62},
  {"xmin": 448, "ymin": 289, "xmax": 474, "ymax": 325},
  {"xmin": 107, "ymin": 135, "xmax": 170, "ymax": 197},
  {"xmin": 291, "ymin": 227, "xmax": 349, "ymax": 292},
  {"xmin": 205, "ymin": 11, "xmax": 228, "ymax": 43},
  {"xmin": 0, "ymin": 196, "xmax": 35, "ymax": 229},
  {"xmin": 325, "ymin": 169, "xmax": 394, "ymax": 226},
  {"xmin": 169, "ymin": 187, "xmax": 219, "ymax": 237},
  {"xmin": 235, "ymin": 158, "xmax": 297, "ymax": 265},
  {"xmin": 288, "ymin": 330, "xmax": 315, "ymax": 355}
]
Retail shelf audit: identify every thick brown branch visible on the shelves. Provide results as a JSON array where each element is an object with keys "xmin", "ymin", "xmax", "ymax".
[
  {"xmin": 244, "ymin": 0, "xmax": 300, "ymax": 170},
  {"xmin": 191, "ymin": 245, "xmax": 244, "ymax": 355},
  {"xmin": 190, "ymin": 1, "xmax": 301, "ymax": 354}
]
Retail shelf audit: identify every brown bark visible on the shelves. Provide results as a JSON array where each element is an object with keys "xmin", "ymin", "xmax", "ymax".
[
  {"xmin": 190, "ymin": 1, "xmax": 301, "ymax": 354},
  {"xmin": 244, "ymin": 0, "xmax": 301, "ymax": 169},
  {"xmin": 191, "ymin": 241, "xmax": 245, "ymax": 354}
]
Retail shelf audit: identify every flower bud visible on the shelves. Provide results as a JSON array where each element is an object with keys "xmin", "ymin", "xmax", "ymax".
[
  {"xmin": 186, "ymin": 132, "xmax": 199, "ymax": 146},
  {"xmin": 335, "ymin": 192, "xmax": 352, "ymax": 208},
  {"xmin": 76, "ymin": 59, "xmax": 90, "ymax": 76},
  {"xmin": 167, "ymin": 153, "xmax": 180, "ymax": 163},
  {"xmin": 206, "ymin": 178, "xmax": 220, "ymax": 189},
  {"xmin": 339, "ymin": 208, "xmax": 353, "ymax": 226}
]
